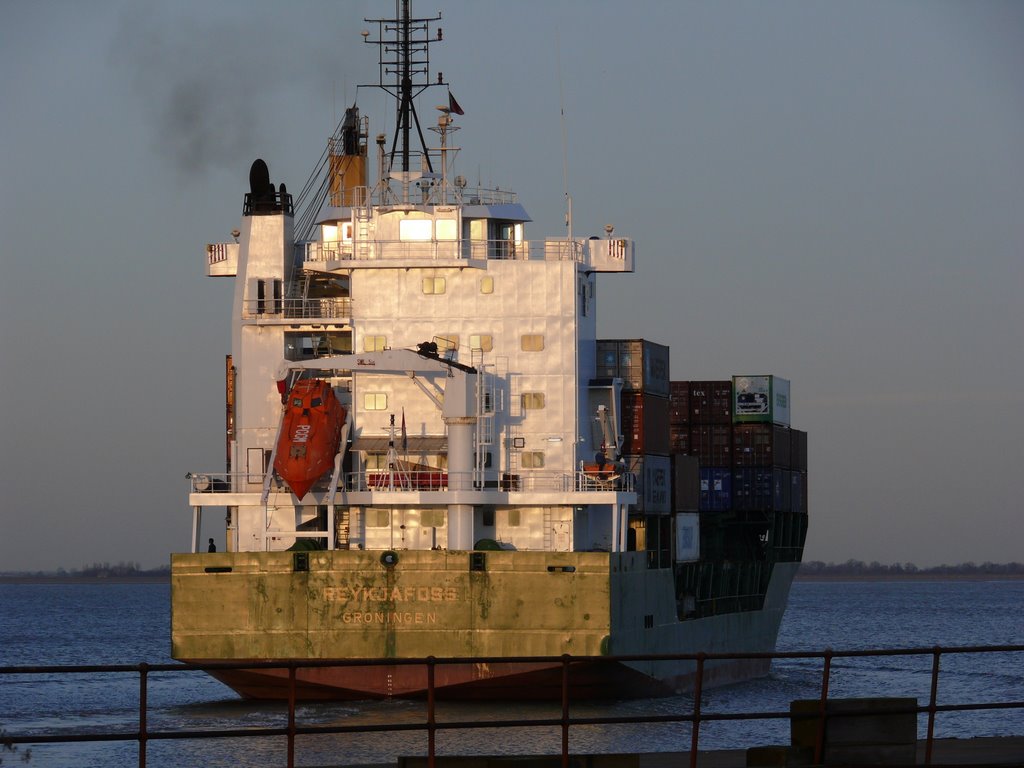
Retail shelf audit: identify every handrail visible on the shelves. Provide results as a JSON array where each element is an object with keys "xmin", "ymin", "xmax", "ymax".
[
  {"xmin": 3, "ymin": 645, "xmax": 1023, "ymax": 768},
  {"xmin": 303, "ymin": 238, "xmax": 586, "ymax": 264},
  {"xmin": 241, "ymin": 296, "xmax": 352, "ymax": 320},
  {"xmin": 189, "ymin": 470, "xmax": 635, "ymax": 494}
]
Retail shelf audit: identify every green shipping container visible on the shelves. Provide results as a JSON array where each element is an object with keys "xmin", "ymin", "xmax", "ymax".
[{"xmin": 733, "ymin": 375, "xmax": 791, "ymax": 426}]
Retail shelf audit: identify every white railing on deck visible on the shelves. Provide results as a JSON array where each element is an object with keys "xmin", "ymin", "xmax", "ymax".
[
  {"xmin": 241, "ymin": 296, "xmax": 352, "ymax": 320},
  {"xmin": 303, "ymin": 238, "xmax": 585, "ymax": 264},
  {"xmin": 188, "ymin": 470, "xmax": 632, "ymax": 495}
]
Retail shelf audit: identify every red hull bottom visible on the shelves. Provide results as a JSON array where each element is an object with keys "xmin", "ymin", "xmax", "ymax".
[{"xmin": 193, "ymin": 658, "xmax": 771, "ymax": 701}]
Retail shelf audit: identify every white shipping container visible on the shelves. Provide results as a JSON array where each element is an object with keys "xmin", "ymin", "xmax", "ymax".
[
  {"xmin": 623, "ymin": 454, "xmax": 672, "ymax": 513},
  {"xmin": 675, "ymin": 512, "xmax": 700, "ymax": 562}
]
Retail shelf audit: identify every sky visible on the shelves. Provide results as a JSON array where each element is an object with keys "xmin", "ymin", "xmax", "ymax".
[{"xmin": 1, "ymin": 0, "xmax": 1022, "ymax": 572}]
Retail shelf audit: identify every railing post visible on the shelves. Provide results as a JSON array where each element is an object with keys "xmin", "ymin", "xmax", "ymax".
[
  {"xmin": 561, "ymin": 654, "xmax": 571, "ymax": 768},
  {"xmin": 427, "ymin": 657, "xmax": 437, "ymax": 768},
  {"xmin": 814, "ymin": 650, "xmax": 833, "ymax": 766},
  {"xmin": 925, "ymin": 647, "xmax": 941, "ymax": 765},
  {"xmin": 287, "ymin": 664, "xmax": 297, "ymax": 768},
  {"xmin": 138, "ymin": 663, "xmax": 148, "ymax": 768},
  {"xmin": 689, "ymin": 653, "xmax": 704, "ymax": 768}
]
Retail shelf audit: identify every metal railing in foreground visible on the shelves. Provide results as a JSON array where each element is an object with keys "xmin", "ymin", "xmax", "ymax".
[{"xmin": 3, "ymin": 645, "xmax": 1023, "ymax": 768}]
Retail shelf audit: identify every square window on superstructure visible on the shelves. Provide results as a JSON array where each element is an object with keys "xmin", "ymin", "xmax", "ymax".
[
  {"xmin": 364, "ymin": 393, "xmax": 388, "ymax": 410},
  {"xmin": 436, "ymin": 335, "xmax": 459, "ymax": 352},
  {"xmin": 469, "ymin": 334, "xmax": 493, "ymax": 352},
  {"xmin": 521, "ymin": 334, "xmax": 545, "ymax": 352},
  {"xmin": 422, "ymin": 277, "xmax": 446, "ymax": 294},
  {"xmin": 421, "ymin": 509, "xmax": 446, "ymax": 528},
  {"xmin": 521, "ymin": 451, "xmax": 545, "ymax": 468},
  {"xmin": 366, "ymin": 508, "xmax": 390, "ymax": 528},
  {"xmin": 480, "ymin": 276, "xmax": 494, "ymax": 294},
  {"xmin": 521, "ymin": 392, "xmax": 546, "ymax": 410},
  {"xmin": 364, "ymin": 453, "xmax": 387, "ymax": 470},
  {"xmin": 363, "ymin": 335, "xmax": 387, "ymax": 352}
]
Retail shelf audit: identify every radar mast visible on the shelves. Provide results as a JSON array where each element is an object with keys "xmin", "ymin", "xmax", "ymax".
[{"xmin": 361, "ymin": 1, "xmax": 448, "ymax": 176}]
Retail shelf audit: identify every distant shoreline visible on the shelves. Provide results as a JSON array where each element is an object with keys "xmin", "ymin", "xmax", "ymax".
[{"xmin": 0, "ymin": 575, "xmax": 170, "ymax": 585}]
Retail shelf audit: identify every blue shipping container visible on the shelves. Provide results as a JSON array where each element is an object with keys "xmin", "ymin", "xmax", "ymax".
[{"xmin": 699, "ymin": 467, "xmax": 732, "ymax": 512}]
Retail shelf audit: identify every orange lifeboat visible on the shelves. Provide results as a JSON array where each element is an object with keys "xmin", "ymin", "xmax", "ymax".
[{"xmin": 273, "ymin": 379, "xmax": 346, "ymax": 499}]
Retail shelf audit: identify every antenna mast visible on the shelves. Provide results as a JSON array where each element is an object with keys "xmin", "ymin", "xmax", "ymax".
[{"xmin": 361, "ymin": 1, "xmax": 446, "ymax": 175}]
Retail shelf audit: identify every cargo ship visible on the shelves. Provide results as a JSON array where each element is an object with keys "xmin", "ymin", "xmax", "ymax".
[{"xmin": 172, "ymin": 2, "xmax": 808, "ymax": 700}]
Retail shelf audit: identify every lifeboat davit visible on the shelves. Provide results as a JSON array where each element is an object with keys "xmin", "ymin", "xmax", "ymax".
[{"xmin": 273, "ymin": 379, "xmax": 346, "ymax": 499}]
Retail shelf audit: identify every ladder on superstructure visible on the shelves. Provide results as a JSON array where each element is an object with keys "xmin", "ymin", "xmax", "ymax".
[{"xmin": 473, "ymin": 354, "xmax": 501, "ymax": 489}]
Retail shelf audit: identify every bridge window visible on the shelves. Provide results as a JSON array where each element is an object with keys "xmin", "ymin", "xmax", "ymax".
[
  {"xmin": 435, "ymin": 219, "xmax": 457, "ymax": 240},
  {"xmin": 399, "ymin": 219, "xmax": 432, "ymax": 241}
]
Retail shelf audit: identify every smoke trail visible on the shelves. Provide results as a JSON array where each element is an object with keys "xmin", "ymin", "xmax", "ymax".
[{"xmin": 111, "ymin": 3, "xmax": 363, "ymax": 178}]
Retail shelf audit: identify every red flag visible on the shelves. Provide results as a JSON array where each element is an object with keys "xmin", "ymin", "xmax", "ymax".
[
  {"xmin": 448, "ymin": 92, "xmax": 464, "ymax": 116},
  {"xmin": 401, "ymin": 408, "xmax": 408, "ymax": 452}
]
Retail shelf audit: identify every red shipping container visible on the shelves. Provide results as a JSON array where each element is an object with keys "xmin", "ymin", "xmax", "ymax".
[
  {"xmin": 669, "ymin": 427, "xmax": 689, "ymax": 454},
  {"xmin": 688, "ymin": 423, "xmax": 732, "ymax": 466},
  {"xmin": 621, "ymin": 392, "xmax": 670, "ymax": 455},
  {"xmin": 733, "ymin": 423, "xmax": 791, "ymax": 468},
  {"xmin": 672, "ymin": 454, "xmax": 700, "ymax": 511},
  {"xmin": 688, "ymin": 380, "xmax": 732, "ymax": 423},
  {"xmin": 670, "ymin": 381, "xmax": 690, "ymax": 426}
]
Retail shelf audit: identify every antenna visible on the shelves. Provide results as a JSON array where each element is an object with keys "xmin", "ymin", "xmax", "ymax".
[
  {"xmin": 359, "ymin": 0, "xmax": 447, "ymax": 175},
  {"xmin": 556, "ymin": 28, "xmax": 572, "ymax": 240}
]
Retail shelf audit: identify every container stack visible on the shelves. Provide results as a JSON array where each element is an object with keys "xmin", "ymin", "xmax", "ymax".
[
  {"xmin": 668, "ymin": 375, "xmax": 807, "ymax": 520},
  {"xmin": 596, "ymin": 339, "xmax": 671, "ymax": 517}
]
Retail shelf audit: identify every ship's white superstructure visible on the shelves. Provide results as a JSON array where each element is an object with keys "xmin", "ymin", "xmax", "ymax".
[{"xmin": 174, "ymin": 3, "xmax": 806, "ymax": 702}]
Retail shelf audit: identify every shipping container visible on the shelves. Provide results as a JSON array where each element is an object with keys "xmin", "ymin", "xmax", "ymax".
[
  {"xmin": 622, "ymin": 454, "xmax": 672, "ymax": 513},
  {"xmin": 669, "ymin": 381, "xmax": 690, "ymax": 426},
  {"xmin": 790, "ymin": 429, "xmax": 808, "ymax": 472},
  {"xmin": 669, "ymin": 429, "xmax": 690, "ymax": 455},
  {"xmin": 792, "ymin": 470, "xmax": 808, "ymax": 514},
  {"xmin": 699, "ymin": 467, "xmax": 732, "ymax": 512},
  {"xmin": 688, "ymin": 380, "xmax": 733, "ymax": 423},
  {"xmin": 773, "ymin": 468, "xmax": 792, "ymax": 513},
  {"xmin": 672, "ymin": 454, "xmax": 700, "ymax": 512},
  {"xmin": 620, "ymin": 392, "xmax": 671, "ymax": 455},
  {"xmin": 688, "ymin": 423, "xmax": 733, "ymax": 466},
  {"xmin": 733, "ymin": 423, "xmax": 791, "ymax": 468},
  {"xmin": 732, "ymin": 467, "xmax": 773, "ymax": 511},
  {"xmin": 733, "ymin": 375, "xmax": 791, "ymax": 426},
  {"xmin": 595, "ymin": 339, "xmax": 670, "ymax": 396},
  {"xmin": 675, "ymin": 512, "xmax": 700, "ymax": 562}
]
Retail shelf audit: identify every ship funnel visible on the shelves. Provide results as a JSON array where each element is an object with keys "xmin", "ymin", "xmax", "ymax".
[
  {"xmin": 329, "ymin": 106, "xmax": 368, "ymax": 207},
  {"xmin": 244, "ymin": 158, "xmax": 293, "ymax": 216}
]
